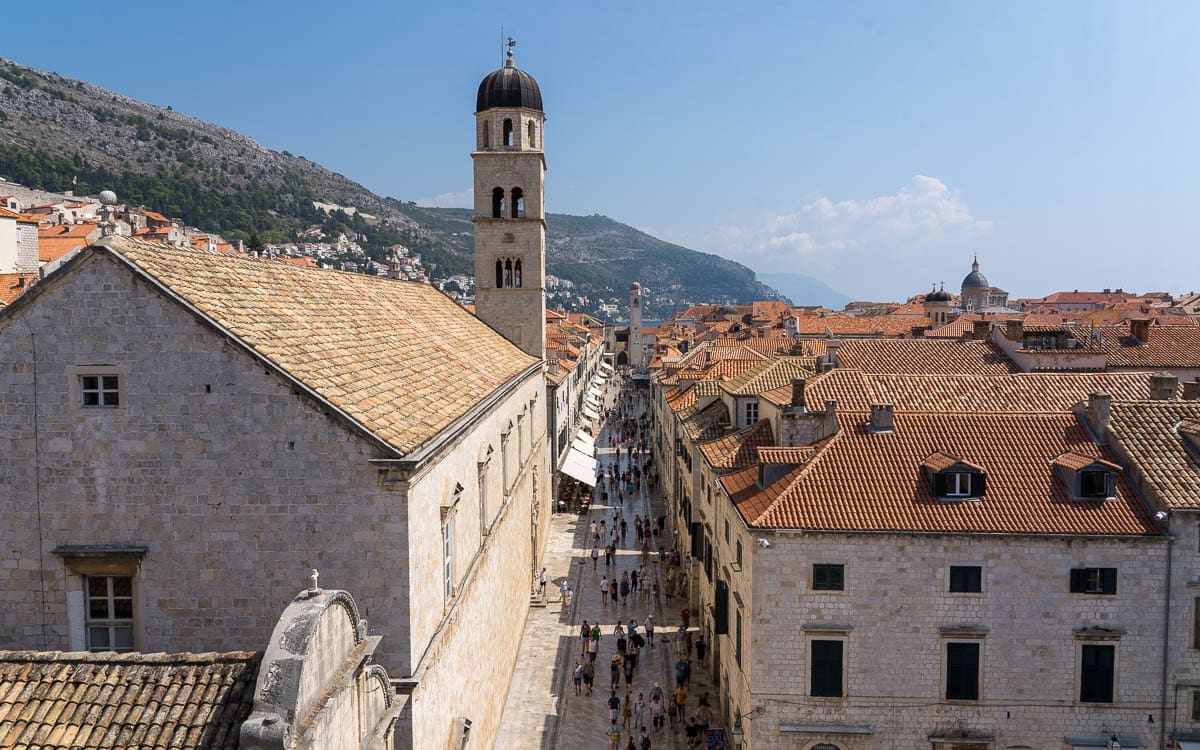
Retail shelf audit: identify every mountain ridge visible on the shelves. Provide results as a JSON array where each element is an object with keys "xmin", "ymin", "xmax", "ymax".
[{"xmin": 0, "ymin": 56, "xmax": 787, "ymax": 312}]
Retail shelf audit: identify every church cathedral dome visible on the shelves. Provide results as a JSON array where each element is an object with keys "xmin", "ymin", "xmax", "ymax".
[
  {"xmin": 476, "ymin": 57, "xmax": 543, "ymax": 113},
  {"xmin": 961, "ymin": 257, "xmax": 989, "ymax": 289}
]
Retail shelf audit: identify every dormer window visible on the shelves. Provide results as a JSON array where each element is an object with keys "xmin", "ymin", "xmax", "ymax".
[
  {"xmin": 945, "ymin": 472, "xmax": 973, "ymax": 497},
  {"xmin": 1052, "ymin": 453, "xmax": 1119, "ymax": 501},
  {"xmin": 922, "ymin": 452, "xmax": 986, "ymax": 501}
]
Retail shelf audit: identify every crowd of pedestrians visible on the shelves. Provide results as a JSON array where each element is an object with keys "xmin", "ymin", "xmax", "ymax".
[{"xmin": 569, "ymin": 367, "xmax": 724, "ymax": 750}]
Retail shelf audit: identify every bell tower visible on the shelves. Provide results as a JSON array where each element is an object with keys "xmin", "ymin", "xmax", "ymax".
[
  {"xmin": 628, "ymin": 282, "xmax": 644, "ymax": 370},
  {"xmin": 472, "ymin": 43, "xmax": 546, "ymax": 360}
]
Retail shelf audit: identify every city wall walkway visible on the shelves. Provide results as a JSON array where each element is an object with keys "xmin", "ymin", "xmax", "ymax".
[{"xmin": 496, "ymin": 376, "xmax": 721, "ymax": 749}]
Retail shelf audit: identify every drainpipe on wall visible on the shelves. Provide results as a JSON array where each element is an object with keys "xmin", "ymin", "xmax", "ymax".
[{"xmin": 1161, "ymin": 511, "xmax": 1172, "ymax": 750}]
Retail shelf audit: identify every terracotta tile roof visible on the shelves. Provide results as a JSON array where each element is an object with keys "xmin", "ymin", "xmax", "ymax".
[
  {"xmin": 835, "ymin": 339, "xmax": 1018, "ymax": 375},
  {"xmin": 1106, "ymin": 400, "xmax": 1200, "ymax": 510},
  {"xmin": 95, "ymin": 238, "xmax": 537, "ymax": 455},
  {"xmin": 37, "ymin": 223, "xmax": 99, "ymax": 264},
  {"xmin": 1052, "ymin": 452, "xmax": 1121, "ymax": 472},
  {"xmin": 278, "ymin": 256, "xmax": 318, "ymax": 268},
  {"xmin": 0, "ymin": 650, "xmax": 260, "ymax": 749},
  {"xmin": 0, "ymin": 274, "xmax": 36, "ymax": 306},
  {"xmin": 141, "ymin": 210, "xmax": 171, "ymax": 223},
  {"xmin": 734, "ymin": 412, "xmax": 1159, "ymax": 536},
  {"xmin": 1067, "ymin": 324, "xmax": 1200, "ymax": 368},
  {"xmin": 925, "ymin": 314, "xmax": 982, "ymax": 339},
  {"xmin": 760, "ymin": 370, "xmax": 1179, "ymax": 413},
  {"xmin": 796, "ymin": 315, "xmax": 925, "ymax": 337},
  {"xmin": 921, "ymin": 451, "xmax": 983, "ymax": 473},
  {"xmin": 665, "ymin": 386, "xmax": 697, "ymax": 412},
  {"xmin": 699, "ymin": 419, "xmax": 775, "ymax": 471},
  {"xmin": 756, "ymin": 446, "xmax": 816, "ymax": 464},
  {"xmin": 721, "ymin": 357, "xmax": 815, "ymax": 396},
  {"xmin": 680, "ymin": 399, "xmax": 729, "ymax": 441},
  {"xmin": 690, "ymin": 359, "xmax": 765, "ymax": 381},
  {"xmin": 694, "ymin": 381, "xmax": 724, "ymax": 397}
]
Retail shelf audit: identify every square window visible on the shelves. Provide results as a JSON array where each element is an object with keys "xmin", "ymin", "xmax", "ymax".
[
  {"xmin": 813, "ymin": 563, "xmax": 844, "ymax": 591},
  {"xmin": 1080, "ymin": 644, "xmax": 1115, "ymax": 702},
  {"xmin": 810, "ymin": 640, "xmax": 844, "ymax": 697},
  {"xmin": 1069, "ymin": 567, "xmax": 1117, "ymax": 595},
  {"xmin": 84, "ymin": 575, "xmax": 135, "ymax": 653},
  {"xmin": 949, "ymin": 565, "xmax": 982, "ymax": 593},
  {"xmin": 946, "ymin": 472, "xmax": 972, "ymax": 497},
  {"xmin": 1080, "ymin": 470, "xmax": 1109, "ymax": 498},
  {"xmin": 946, "ymin": 642, "xmax": 980, "ymax": 700},
  {"xmin": 79, "ymin": 374, "xmax": 120, "ymax": 408}
]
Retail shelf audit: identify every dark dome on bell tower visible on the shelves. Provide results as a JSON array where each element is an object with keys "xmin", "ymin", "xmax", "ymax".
[{"xmin": 476, "ymin": 54, "xmax": 542, "ymax": 113}]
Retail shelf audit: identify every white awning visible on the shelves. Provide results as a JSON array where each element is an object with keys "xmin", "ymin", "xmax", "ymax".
[
  {"xmin": 1065, "ymin": 738, "xmax": 1142, "ymax": 750},
  {"xmin": 582, "ymin": 405, "xmax": 600, "ymax": 422},
  {"xmin": 599, "ymin": 362, "xmax": 614, "ymax": 375},
  {"xmin": 587, "ymin": 384, "xmax": 604, "ymax": 399},
  {"xmin": 572, "ymin": 432, "xmax": 596, "ymax": 456},
  {"xmin": 560, "ymin": 447, "xmax": 596, "ymax": 486},
  {"xmin": 1177, "ymin": 742, "xmax": 1200, "ymax": 750}
]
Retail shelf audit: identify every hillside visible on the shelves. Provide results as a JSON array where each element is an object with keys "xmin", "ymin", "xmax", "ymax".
[{"xmin": 0, "ymin": 57, "xmax": 783, "ymax": 313}]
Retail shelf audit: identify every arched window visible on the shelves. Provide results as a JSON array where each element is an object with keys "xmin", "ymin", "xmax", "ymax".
[
  {"xmin": 495, "ymin": 259, "xmax": 503, "ymax": 288},
  {"xmin": 514, "ymin": 259, "xmax": 523, "ymax": 288},
  {"xmin": 481, "ymin": 122, "xmax": 490, "ymax": 148},
  {"xmin": 503, "ymin": 119, "xmax": 513, "ymax": 146},
  {"xmin": 527, "ymin": 121, "xmax": 536, "ymax": 148},
  {"xmin": 511, "ymin": 188, "xmax": 524, "ymax": 218},
  {"xmin": 504, "ymin": 259, "xmax": 513, "ymax": 288},
  {"xmin": 492, "ymin": 187, "xmax": 504, "ymax": 219}
]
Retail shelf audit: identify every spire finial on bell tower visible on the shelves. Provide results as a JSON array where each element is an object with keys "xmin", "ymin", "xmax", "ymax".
[{"xmin": 506, "ymin": 36, "xmax": 516, "ymax": 67}]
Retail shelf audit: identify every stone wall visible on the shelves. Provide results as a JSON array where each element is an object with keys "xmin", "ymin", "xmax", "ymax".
[{"xmin": 720, "ymin": 531, "xmax": 1169, "ymax": 750}]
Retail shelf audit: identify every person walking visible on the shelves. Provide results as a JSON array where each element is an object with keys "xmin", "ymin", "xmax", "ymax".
[
  {"xmin": 538, "ymin": 567, "xmax": 547, "ymax": 597},
  {"xmin": 592, "ymin": 545, "xmax": 599, "ymax": 570},
  {"xmin": 610, "ymin": 652, "xmax": 622, "ymax": 688},
  {"xmin": 607, "ymin": 721, "xmax": 621, "ymax": 750},
  {"xmin": 580, "ymin": 621, "xmax": 591, "ymax": 657},
  {"xmin": 601, "ymin": 576, "xmax": 609, "ymax": 606},
  {"xmin": 608, "ymin": 691, "xmax": 622, "ymax": 724},
  {"xmin": 644, "ymin": 615, "xmax": 655, "ymax": 647},
  {"xmin": 633, "ymin": 692, "xmax": 646, "ymax": 732},
  {"xmin": 695, "ymin": 634, "xmax": 707, "ymax": 664},
  {"xmin": 622, "ymin": 690, "xmax": 633, "ymax": 729},
  {"xmin": 573, "ymin": 661, "xmax": 583, "ymax": 696},
  {"xmin": 582, "ymin": 659, "xmax": 595, "ymax": 695}
]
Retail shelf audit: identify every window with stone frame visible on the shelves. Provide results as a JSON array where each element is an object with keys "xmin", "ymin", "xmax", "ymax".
[
  {"xmin": 949, "ymin": 565, "xmax": 982, "ymax": 593},
  {"xmin": 1070, "ymin": 567, "xmax": 1117, "ymax": 595},
  {"xmin": 1080, "ymin": 644, "xmax": 1115, "ymax": 702},
  {"xmin": 443, "ymin": 516, "xmax": 455, "ymax": 601},
  {"xmin": 810, "ymin": 639, "xmax": 844, "ymax": 697},
  {"xmin": 812, "ymin": 563, "xmax": 844, "ymax": 591},
  {"xmin": 945, "ymin": 642, "xmax": 980, "ymax": 700},
  {"xmin": 85, "ymin": 575, "xmax": 135, "ymax": 652},
  {"xmin": 1080, "ymin": 469, "xmax": 1110, "ymax": 498},
  {"xmin": 79, "ymin": 374, "xmax": 120, "ymax": 408}
]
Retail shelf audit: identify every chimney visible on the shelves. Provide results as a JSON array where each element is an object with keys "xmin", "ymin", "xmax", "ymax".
[
  {"xmin": 790, "ymin": 378, "xmax": 806, "ymax": 410},
  {"xmin": 1129, "ymin": 318, "xmax": 1151, "ymax": 343},
  {"xmin": 1005, "ymin": 319, "xmax": 1024, "ymax": 342},
  {"xmin": 826, "ymin": 339, "xmax": 840, "ymax": 368},
  {"xmin": 1150, "ymin": 372, "xmax": 1178, "ymax": 400},
  {"xmin": 869, "ymin": 403, "xmax": 894, "ymax": 433},
  {"xmin": 548, "ymin": 360, "xmax": 560, "ymax": 376},
  {"xmin": 972, "ymin": 320, "xmax": 992, "ymax": 341},
  {"xmin": 1181, "ymin": 378, "xmax": 1200, "ymax": 401},
  {"xmin": 1086, "ymin": 392, "xmax": 1112, "ymax": 433}
]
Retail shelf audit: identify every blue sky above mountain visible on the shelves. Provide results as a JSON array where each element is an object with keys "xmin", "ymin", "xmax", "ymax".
[{"xmin": 4, "ymin": 0, "xmax": 1197, "ymax": 300}]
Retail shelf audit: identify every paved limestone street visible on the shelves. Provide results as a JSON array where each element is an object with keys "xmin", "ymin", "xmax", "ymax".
[{"xmin": 497, "ymin": 373, "xmax": 722, "ymax": 749}]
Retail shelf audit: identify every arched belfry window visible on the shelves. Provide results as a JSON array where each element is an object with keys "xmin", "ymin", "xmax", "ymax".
[
  {"xmin": 481, "ymin": 122, "xmax": 490, "ymax": 149},
  {"xmin": 511, "ymin": 188, "xmax": 524, "ymax": 218},
  {"xmin": 495, "ymin": 259, "xmax": 503, "ymax": 288},
  {"xmin": 503, "ymin": 119, "xmax": 513, "ymax": 146},
  {"xmin": 527, "ymin": 121, "xmax": 536, "ymax": 148},
  {"xmin": 514, "ymin": 259, "xmax": 523, "ymax": 288},
  {"xmin": 492, "ymin": 187, "xmax": 504, "ymax": 219},
  {"xmin": 504, "ymin": 259, "xmax": 513, "ymax": 288}
]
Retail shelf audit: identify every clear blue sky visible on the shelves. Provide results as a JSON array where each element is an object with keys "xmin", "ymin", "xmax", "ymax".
[{"xmin": 4, "ymin": 0, "xmax": 1198, "ymax": 300}]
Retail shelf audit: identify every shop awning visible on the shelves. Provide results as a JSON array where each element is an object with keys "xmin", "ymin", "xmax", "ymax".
[
  {"xmin": 572, "ymin": 432, "xmax": 596, "ymax": 456},
  {"xmin": 560, "ymin": 447, "xmax": 596, "ymax": 486},
  {"xmin": 582, "ymin": 405, "xmax": 600, "ymax": 423},
  {"xmin": 587, "ymin": 384, "xmax": 604, "ymax": 400},
  {"xmin": 1177, "ymin": 742, "xmax": 1200, "ymax": 750}
]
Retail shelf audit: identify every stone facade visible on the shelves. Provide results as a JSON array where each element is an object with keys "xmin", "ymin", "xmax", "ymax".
[
  {"xmin": 0, "ymin": 251, "xmax": 550, "ymax": 748},
  {"xmin": 704, "ymin": 527, "xmax": 1168, "ymax": 750}
]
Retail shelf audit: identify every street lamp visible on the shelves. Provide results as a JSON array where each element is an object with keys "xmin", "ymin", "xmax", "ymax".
[{"xmin": 730, "ymin": 716, "xmax": 744, "ymax": 748}]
